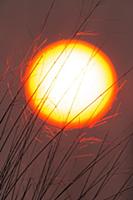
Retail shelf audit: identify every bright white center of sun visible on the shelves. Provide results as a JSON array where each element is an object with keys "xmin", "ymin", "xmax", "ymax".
[{"xmin": 25, "ymin": 40, "xmax": 116, "ymax": 129}]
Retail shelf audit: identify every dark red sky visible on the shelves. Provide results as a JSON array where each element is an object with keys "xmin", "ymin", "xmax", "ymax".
[{"xmin": 0, "ymin": 0, "xmax": 133, "ymax": 199}]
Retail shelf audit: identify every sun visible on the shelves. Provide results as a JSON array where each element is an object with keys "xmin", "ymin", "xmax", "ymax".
[{"xmin": 24, "ymin": 39, "xmax": 117, "ymax": 129}]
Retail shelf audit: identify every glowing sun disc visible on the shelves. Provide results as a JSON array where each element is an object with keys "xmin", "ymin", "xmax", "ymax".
[{"xmin": 24, "ymin": 39, "xmax": 117, "ymax": 129}]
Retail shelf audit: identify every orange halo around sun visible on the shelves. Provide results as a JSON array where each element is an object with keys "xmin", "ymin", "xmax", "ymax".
[{"xmin": 24, "ymin": 39, "xmax": 118, "ymax": 130}]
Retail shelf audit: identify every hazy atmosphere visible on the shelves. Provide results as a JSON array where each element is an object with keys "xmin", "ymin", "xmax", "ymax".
[{"xmin": 0, "ymin": 0, "xmax": 133, "ymax": 199}]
